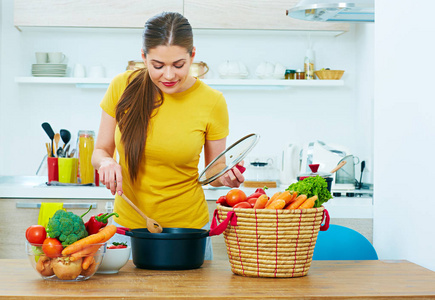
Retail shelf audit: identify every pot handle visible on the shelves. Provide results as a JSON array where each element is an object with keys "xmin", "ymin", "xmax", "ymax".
[
  {"xmin": 209, "ymin": 209, "xmax": 237, "ymax": 237},
  {"xmin": 320, "ymin": 209, "xmax": 330, "ymax": 231},
  {"xmin": 116, "ymin": 226, "xmax": 132, "ymax": 236}
]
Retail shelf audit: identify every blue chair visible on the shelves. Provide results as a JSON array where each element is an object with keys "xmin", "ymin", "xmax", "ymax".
[{"xmin": 313, "ymin": 224, "xmax": 378, "ymax": 260}]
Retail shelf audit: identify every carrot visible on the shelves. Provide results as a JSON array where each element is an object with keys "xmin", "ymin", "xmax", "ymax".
[
  {"xmin": 82, "ymin": 255, "xmax": 95, "ymax": 270},
  {"xmin": 286, "ymin": 195, "xmax": 308, "ymax": 210},
  {"xmin": 298, "ymin": 195, "xmax": 318, "ymax": 209},
  {"xmin": 265, "ymin": 199, "xmax": 286, "ymax": 209},
  {"xmin": 276, "ymin": 191, "xmax": 298, "ymax": 205},
  {"xmin": 265, "ymin": 192, "xmax": 281, "ymax": 207},
  {"xmin": 253, "ymin": 194, "xmax": 269, "ymax": 209},
  {"xmin": 62, "ymin": 225, "xmax": 117, "ymax": 256},
  {"xmin": 70, "ymin": 244, "xmax": 101, "ymax": 261}
]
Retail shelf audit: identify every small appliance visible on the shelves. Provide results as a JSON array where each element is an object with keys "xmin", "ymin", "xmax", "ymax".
[{"xmin": 279, "ymin": 143, "xmax": 301, "ymax": 186}]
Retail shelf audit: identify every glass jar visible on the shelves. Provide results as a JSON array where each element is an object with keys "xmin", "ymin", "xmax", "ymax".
[
  {"xmin": 285, "ymin": 69, "xmax": 296, "ymax": 80},
  {"xmin": 77, "ymin": 130, "xmax": 95, "ymax": 184},
  {"xmin": 296, "ymin": 69, "xmax": 305, "ymax": 80}
]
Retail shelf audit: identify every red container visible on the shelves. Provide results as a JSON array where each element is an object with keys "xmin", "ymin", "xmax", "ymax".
[{"xmin": 47, "ymin": 157, "xmax": 58, "ymax": 182}]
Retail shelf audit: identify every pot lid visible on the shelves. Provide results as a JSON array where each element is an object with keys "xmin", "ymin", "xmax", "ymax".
[
  {"xmin": 287, "ymin": 0, "xmax": 374, "ymax": 22},
  {"xmin": 198, "ymin": 133, "xmax": 260, "ymax": 185}
]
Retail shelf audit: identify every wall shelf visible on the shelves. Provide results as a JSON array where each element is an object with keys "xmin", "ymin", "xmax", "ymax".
[{"xmin": 15, "ymin": 76, "xmax": 344, "ymax": 89}]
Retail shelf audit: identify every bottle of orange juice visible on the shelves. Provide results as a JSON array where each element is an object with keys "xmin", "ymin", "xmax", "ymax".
[{"xmin": 78, "ymin": 130, "xmax": 95, "ymax": 184}]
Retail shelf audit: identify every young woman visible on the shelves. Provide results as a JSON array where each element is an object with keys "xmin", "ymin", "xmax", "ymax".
[{"xmin": 91, "ymin": 12, "xmax": 244, "ymax": 259}]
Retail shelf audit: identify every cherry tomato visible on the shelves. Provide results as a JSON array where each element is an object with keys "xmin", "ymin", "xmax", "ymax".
[
  {"xmin": 226, "ymin": 189, "xmax": 247, "ymax": 207},
  {"xmin": 42, "ymin": 238, "xmax": 63, "ymax": 258},
  {"xmin": 25, "ymin": 225, "xmax": 47, "ymax": 244},
  {"xmin": 233, "ymin": 201, "xmax": 252, "ymax": 209}
]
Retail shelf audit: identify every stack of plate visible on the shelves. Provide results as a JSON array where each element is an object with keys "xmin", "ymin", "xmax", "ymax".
[{"xmin": 32, "ymin": 64, "xmax": 67, "ymax": 77}]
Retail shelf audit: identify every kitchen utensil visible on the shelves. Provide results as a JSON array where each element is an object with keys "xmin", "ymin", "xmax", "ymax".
[
  {"xmin": 330, "ymin": 161, "xmax": 347, "ymax": 173},
  {"xmin": 56, "ymin": 147, "xmax": 65, "ymax": 158},
  {"xmin": 68, "ymin": 148, "xmax": 76, "ymax": 158},
  {"xmin": 198, "ymin": 133, "xmax": 259, "ymax": 185},
  {"xmin": 244, "ymin": 157, "xmax": 280, "ymax": 188},
  {"xmin": 120, "ymin": 194, "xmax": 163, "ymax": 233},
  {"xmin": 45, "ymin": 143, "xmax": 51, "ymax": 157},
  {"xmin": 41, "ymin": 122, "xmax": 55, "ymax": 157},
  {"xmin": 357, "ymin": 160, "xmax": 366, "ymax": 189},
  {"xmin": 54, "ymin": 133, "xmax": 60, "ymax": 156},
  {"xmin": 60, "ymin": 129, "xmax": 71, "ymax": 149}
]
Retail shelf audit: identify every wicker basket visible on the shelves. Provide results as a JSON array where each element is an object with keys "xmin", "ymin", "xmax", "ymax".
[
  {"xmin": 314, "ymin": 70, "xmax": 344, "ymax": 80},
  {"xmin": 216, "ymin": 204, "xmax": 327, "ymax": 278}
]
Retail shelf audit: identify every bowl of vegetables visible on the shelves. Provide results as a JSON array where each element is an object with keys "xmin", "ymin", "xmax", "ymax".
[
  {"xmin": 25, "ymin": 209, "xmax": 119, "ymax": 281},
  {"xmin": 26, "ymin": 240, "xmax": 106, "ymax": 281},
  {"xmin": 96, "ymin": 242, "xmax": 131, "ymax": 274}
]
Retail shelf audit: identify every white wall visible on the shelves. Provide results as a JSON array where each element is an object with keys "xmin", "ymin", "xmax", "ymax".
[
  {"xmin": 0, "ymin": 1, "xmax": 370, "ymax": 188},
  {"xmin": 374, "ymin": 1, "xmax": 435, "ymax": 271}
]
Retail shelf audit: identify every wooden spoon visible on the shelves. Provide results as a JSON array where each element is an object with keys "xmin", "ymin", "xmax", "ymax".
[
  {"xmin": 330, "ymin": 161, "xmax": 347, "ymax": 173},
  {"xmin": 54, "ymin": 133, "xmax": 60, "ymax": 157},
  {"xmin": 121, "ymin": 193, "xmax": 163, "ymax": 233}
]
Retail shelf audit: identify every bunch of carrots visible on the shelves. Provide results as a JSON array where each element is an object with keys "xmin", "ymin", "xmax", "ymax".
[
  {"xmin": 256, "ymin": 191, "xmax": 317, "ymax": 210},
  {"xmin": 62, "ymin": 224, "xmax": 117, "ymax": 270},
  {"xmin": 217, "ymin": 189, "xmax": 317, "ymax": 210}
]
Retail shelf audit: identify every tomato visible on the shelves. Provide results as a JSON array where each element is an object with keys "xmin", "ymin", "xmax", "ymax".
[
  {"xmin": 233, "ymin": 201, "xmax": 251, "ymax": 209},
  {"xmin": 226, "ymin": 189, "xmax": 247, "ymax": 207},
  {"xmin": 247, "ymin": 198, "xmax": 258, "ymax": 207},
  {"xmin": 25, "ymin": 225, "xmax": 47, "ymax": 244},
  {"xmin": 42, "ymin": 238, "xmax": 63, "ymax": 258},
  {"xmin": 216, "ymin": 195, "xmax": 228, "ymax": 206}
]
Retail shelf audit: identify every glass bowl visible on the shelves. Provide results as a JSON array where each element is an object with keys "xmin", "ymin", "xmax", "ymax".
[
  {"xmin": 26, "ymin": 241, "xmax": 106, "ymax": 281},
  {"xmin": 96, "ymin": 246, "xmax": 131, "ymax": 274}
]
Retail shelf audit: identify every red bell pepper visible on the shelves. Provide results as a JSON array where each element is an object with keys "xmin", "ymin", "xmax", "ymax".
[{"xmin": 85, "ymin": 212, "xmax": 119, "ymax": 235}]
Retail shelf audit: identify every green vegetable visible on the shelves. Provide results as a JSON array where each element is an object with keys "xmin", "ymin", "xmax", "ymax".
[
  {"xmin": 31, "ymin": 245, "xmax": 44, "ymax": 256},
  {"xmin": 286, "ymin": 176, "xmax": 332, "ymax": 208},
  {"xmin": 46, "ymin": 210, "xmax": 88, "ymax": 246}
]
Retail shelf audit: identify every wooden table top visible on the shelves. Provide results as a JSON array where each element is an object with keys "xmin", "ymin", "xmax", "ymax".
[{"xmin": 1, "ymin": 259, "xmax": 435, "ymax": 299}]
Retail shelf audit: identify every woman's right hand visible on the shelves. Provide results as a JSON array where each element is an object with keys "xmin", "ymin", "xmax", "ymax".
[{"xmin": 98, "ymin": 157, "xmax": 123, "ymax": 196}]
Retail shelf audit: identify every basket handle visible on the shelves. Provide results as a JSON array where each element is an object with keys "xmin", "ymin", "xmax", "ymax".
[
  {"xmin": 209, "ymin": 209, "xmax": 238, "ymax": 237},
  {"xmin": 320, "ymin": 209, "xmax": 330, "ymax": 231}
]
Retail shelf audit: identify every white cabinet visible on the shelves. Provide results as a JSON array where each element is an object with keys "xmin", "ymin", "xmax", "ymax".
[
  {"xmin": 14, "ymin": 0, "xmax": 183, "ymax": 28},
  {"xmin": 14, "ymin": 0, "xmax": 349, "ymax": 33},
  {"xmin": 184, "ymin": 0, "xmax": 349, "ymax": 32}
]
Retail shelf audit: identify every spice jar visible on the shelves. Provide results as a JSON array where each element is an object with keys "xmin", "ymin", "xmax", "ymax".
[
  {"xmin": 285, "ymin": 69, "xmax": 296, "ymax": 80},
  {"xmin": 296, "ymin": 69, "xmax": 305, "ymax": 80},
  {"xmin": 77, "ymin": 130, "xmax": 95, "ymax": 184}
]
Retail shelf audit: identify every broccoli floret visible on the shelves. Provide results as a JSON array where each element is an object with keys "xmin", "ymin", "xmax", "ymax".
[{"xmin": 46, "ymin": 210, "xmax": 88, "ymax": 246}]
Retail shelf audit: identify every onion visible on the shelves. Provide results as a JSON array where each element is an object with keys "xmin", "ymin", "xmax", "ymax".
[
  {"xmin": 52, "ymin": 257, "xmax": 83, "ymax": 280},
  {"xmin": 36, "ymin": 256, "xmax": 54, "ymax": 276}
]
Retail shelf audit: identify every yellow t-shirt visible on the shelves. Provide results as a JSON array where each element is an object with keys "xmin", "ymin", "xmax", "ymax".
[{"xmin": 100, "ymin": 71, "xmax": 229, "ymax": 229}]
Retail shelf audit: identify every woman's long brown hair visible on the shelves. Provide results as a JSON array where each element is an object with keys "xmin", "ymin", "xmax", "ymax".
[{"xmin": 115, "ymin": 12, "xmax": 194, "ymax": 183}]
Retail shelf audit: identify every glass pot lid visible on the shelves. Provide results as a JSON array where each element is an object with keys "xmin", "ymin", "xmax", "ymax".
[{"xmin": 198, "ymin": 133, "xmax": 260, "ymax": 185}]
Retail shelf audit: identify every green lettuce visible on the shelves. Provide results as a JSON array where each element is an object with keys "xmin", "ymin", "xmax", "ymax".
[{"xmin": 286, "ymin": 176, "xmax": 332, "ymax": 208}]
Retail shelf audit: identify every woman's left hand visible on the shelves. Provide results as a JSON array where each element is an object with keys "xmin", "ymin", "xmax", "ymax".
[{"xmin": 218, "ymin": 162, "xmax": 245, "ymax": 188}]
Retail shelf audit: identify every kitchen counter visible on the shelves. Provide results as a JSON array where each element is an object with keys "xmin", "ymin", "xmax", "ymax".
[
  {"xmin": 0, "ymin": 176, "xmax": 374, "ymax": 218},
  {"xmin": 1, "ymin": 259, "xmax": 435, "ymax": 299}
]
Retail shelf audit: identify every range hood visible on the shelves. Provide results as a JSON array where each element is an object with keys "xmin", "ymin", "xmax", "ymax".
[{"xmin": 287, "ymin": 0, "xmax": 374, "ymax": 22}]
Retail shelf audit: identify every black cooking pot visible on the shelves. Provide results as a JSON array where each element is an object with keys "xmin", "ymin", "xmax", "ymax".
[
  {"xmin": 124, "ymin": 228, "xmax": 209, "ymax": 270},
  {"xmin": 118, "ymin": 210, "xmax": 237, "ymax": 270}
]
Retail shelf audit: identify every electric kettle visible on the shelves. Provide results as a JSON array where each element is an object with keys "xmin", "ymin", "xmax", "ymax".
[{"xmin": 280, "ymin": 143, "xmax": 301, "ymax": 186}]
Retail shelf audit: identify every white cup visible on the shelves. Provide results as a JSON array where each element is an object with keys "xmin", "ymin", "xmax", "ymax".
[
  {"xmin": 48, "ymin": 52, "xmax": 66, "ymax": 64},
  {"xmin": 35, "ymin": 52, "xmax": 48, "ymax": 64},
  {"xmin": 88, "ymin": 65, "xmax": 106, "ymax": 78},
  {"xmin": 73, "ymin": 64, "xmax": 86, "ymax": 78}
]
